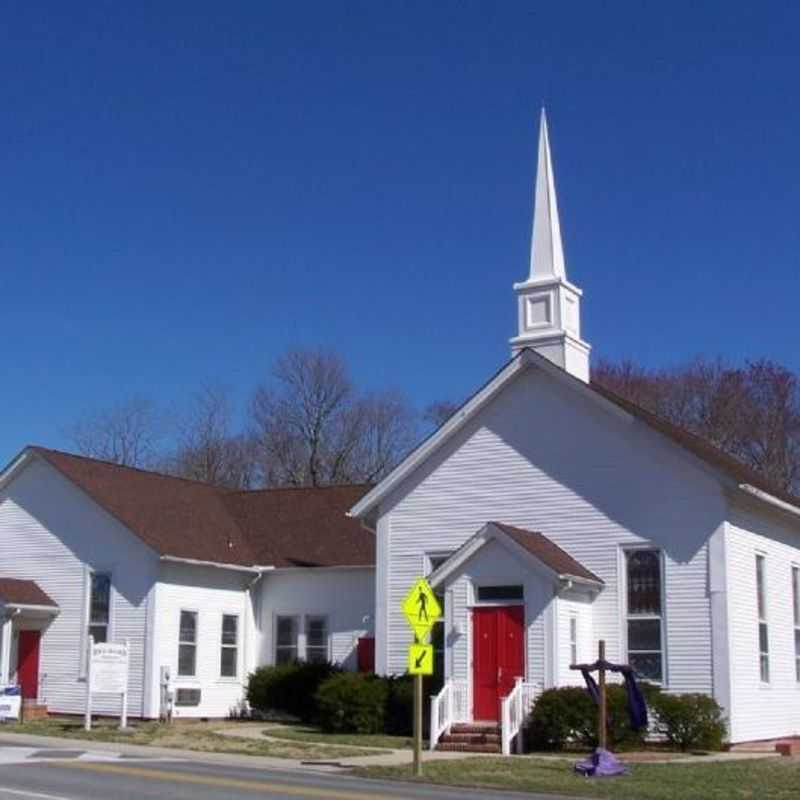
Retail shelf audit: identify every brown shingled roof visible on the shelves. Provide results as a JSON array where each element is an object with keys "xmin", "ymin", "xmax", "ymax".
[
  {"xmin": 0, "ymin": 578, "xmax": 57, "ymax": 608},
  {"xmin": 27, "ymin": 448, "xmax": 373, "ymax": 569},
  {"xmin": 588, "ymin": 380, "xmax": 800, "ymax": 510},
  {"xmin": 223, "ymin": 485, "xmax": 374, "ymax": 567},
  {"xmin": 490, "ymin": 522, "xmax": 603, "ymax": 584}
]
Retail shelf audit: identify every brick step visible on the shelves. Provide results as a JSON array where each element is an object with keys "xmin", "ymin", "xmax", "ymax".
[
  {"xmin": 436, "ymin": 741, "xmax": 501, "ymax": 753},
  {"xmin": 21, "ymin": 701, "xmax": 48, "ymax": 720},
  {"xmin": 439, "ymin": 732, "xmax": 501, "ymax": 745},
  {"xmin": 449, "ymin": 723, "xmax": 501, "ymax": 735}
]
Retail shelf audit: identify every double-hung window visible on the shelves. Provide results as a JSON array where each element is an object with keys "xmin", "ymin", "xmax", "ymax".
[
  {"xmin": 88, "ymin": 572, "xmax": 111, "ymax": 644},
  {"xmin": 178, "ymin": 611, "xmax": 198, "ymax": 677},
  {"xmin": 625, "ymin": 549, "xmax": 664, "ymax": 682},
  {"xmin": 793, "ymin": 566, "xmax": 800, "ymax": 683},
  {"xmin": 756, "ymin": 554, "xmax": 769, "ymax": 683},
  {"xmin": 275, "ymin": 616, "xmax": 299, "ymax": 665},
  {"xmin": 220, "ymin": 614, "xmax": 239, "ymax": 678},
  {"xmin": 305, "ymin": 616, "xmax": 329, "ymax": 664}
]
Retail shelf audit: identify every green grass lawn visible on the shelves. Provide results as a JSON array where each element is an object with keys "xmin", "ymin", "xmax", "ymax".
[
  {"xmin": 354, "ymin": 756, "xmax": 800, "ymax": 799},
  {"xmin": 262, "ymin": 724, "xmax": 413, "ymax": 750},
  {"xmin": 1, "ymin": 717, "xmax": 376, "ymax": 760}
]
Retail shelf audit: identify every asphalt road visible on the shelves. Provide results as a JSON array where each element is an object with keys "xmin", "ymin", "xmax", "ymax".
[{"xmin": 0, "ymin": 742, "xmax": 562, "ymax": 800}]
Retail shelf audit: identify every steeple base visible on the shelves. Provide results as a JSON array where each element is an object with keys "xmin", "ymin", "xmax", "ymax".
[
  {"xmin": 509, "ymin": 331, "xmax": 591, "ymax": 382},
  {"xmin": 510, "ymin": 277, "xmax": 590, "ymax": 382}
]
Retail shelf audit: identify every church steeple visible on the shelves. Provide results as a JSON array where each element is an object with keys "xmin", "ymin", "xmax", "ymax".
[{"xmin": 510, "ymin": 110, "xmax": 590, "ymax": 382}]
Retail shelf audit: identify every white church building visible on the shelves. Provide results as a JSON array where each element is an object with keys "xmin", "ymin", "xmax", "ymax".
[
  {"xmin": 349, "ymin": 112, "xmax": 800, "ymax": 748},
  {"xmin": 1, "ymin": 112, "xmax": 799, "ymax": 749}
]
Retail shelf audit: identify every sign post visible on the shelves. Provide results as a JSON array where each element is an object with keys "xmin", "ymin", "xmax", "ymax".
[
  {"xmin": 597, "ymin": 640, "xmax": 607, "ymax": 751},
  {"xmin": 85, "ymin": 639, "xmax": 130, "ymax": 731},
  {"xmin": 401, "ymin": 577, "xmax": 442, "ymax": 778}
]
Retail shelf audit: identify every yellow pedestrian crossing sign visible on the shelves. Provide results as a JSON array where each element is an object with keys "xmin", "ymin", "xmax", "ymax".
[
  {"xmin": 401, "ymin": 577, "xmax": 442, "ymax": 640},
  {"xmin": 408, "ymin": 643, "xmax": 434, "ymax": 675}
]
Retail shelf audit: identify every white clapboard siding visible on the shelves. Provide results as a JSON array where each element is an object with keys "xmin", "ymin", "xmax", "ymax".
[
  {"xmin": 726, "ymin": 502, "xmax": 800, "ymax": 742},
  {"xmin": 154, "ymin": 562, "xmax": 253, "ymax": 719},
  {"xmin": 257, "ymin": 567, "xmax": 375, "ymax": 670},
  {"xmin": 557, "ymin": 591, "xmax": 594, "ymax": 687},
  {"xmin": 0, "ymin": 456, "xmax": 157, "ymax": 716},
  {"xmin": 379, "ymin": 367, "xmax": 725, "ymax": 699}
]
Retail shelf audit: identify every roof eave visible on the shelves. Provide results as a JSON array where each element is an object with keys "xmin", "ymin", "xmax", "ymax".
[
  {"xmin": 158, "ymin": 555, "xmax": 267, "ymax": 574},
  {"xmin": 558, "ymin": 573, "xmax": 604, "ymax": 590},
  {"xmin": 0, "ymin": 448, "xmax": 36, "ymax": 492},
  {"xmin": 737, "ymin": 483, "xmax": 800, "ymax": 522}
]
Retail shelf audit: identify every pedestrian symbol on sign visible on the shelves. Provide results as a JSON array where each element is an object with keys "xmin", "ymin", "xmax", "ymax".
[
  {"xmin": 416, "ymin": 587, "xmax": 429, "ymax": 622},
  {"xmin": 401, "ymin": 578, "xmax": 441, "ymax": 640}
]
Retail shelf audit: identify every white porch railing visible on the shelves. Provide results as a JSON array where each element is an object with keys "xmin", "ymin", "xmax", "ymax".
[
  {"xmin": 429, "ymin": 680, "xmax": 468, "ymax": 750},
  {"xmin": 500, "ymin": 678, "xmax": 542, "ymax": 755}
]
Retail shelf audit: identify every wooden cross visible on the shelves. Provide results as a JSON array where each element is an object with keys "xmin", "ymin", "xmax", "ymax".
[{"xmin": 570, "ymin": 638, "xmax": 608, "ymax": 750}]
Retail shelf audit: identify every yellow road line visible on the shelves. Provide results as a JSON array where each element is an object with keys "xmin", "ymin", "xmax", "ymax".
[{"xmin": 45, "ymin": 760, "xmax": 393, "ymax": 799}]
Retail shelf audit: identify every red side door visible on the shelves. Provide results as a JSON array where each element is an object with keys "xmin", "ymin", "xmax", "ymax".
[
  {"xmin": 17, "ymin": 631, "xmax": 41, "ymax": 700},
  {"xmin": 472, "ymin": 606, "xmax": 524, "ymax": 721}
]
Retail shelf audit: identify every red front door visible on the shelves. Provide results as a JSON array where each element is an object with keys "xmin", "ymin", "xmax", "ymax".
[
  {"xmin": 472, "ymin": 606, "xmax": 524, "ymax": 721},
  {"xmin": 17, "ymin": 631, "xmax": 41, "ymax": 700}
]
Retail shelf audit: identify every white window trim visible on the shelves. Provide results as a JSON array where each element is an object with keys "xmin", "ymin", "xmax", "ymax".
[
  {"xmin": 569, "ymin": 613, "xmax": 578, "ymax": 668},
  {"xmin": 274, "ymin": 613, "xmax": 332, "ymax": 665},
  {"xmin": 424, "ymin": 551, "xmax": 454, "ymax": 577},
  {"xmin": 473, "ymin": 583, "xmax": 525, "ymax": 605},
  {"xmin": 304, "ymin": 614, "xmax": 330, "ymax": 664},
  {"xmin": 274, "ymin": 613, "xmax": 300, "ymax": 665},
  {"xmin": 755, "ymin": 552, "xmax": 770, "ymax": 685},
  {"xmin": 178, "ymin": 609, "xmax": 199, "ymax": 679},
  {"xmin": 80, "ymin": 567, "xmax": 115, "ymax": 678},
  {"xmin": 621, "ymin": 546, "xmax": 667, "ymax": 686},
  {"xmin": 219, "ymin": 612, "xmax": 240, "ymax": 681},
  {"xmin": 468, "ymin": 578, "xmax": 525, "ymax": 607}
]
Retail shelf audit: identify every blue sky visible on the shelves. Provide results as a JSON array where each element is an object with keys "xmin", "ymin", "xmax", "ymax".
[{"xmin": 2, "ymin": 2, "xmax": 798, "ymax": 458}]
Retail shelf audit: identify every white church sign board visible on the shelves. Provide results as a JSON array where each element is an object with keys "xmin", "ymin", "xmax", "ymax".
[
  {"xmin": 84, "ymin": 638, "xmax": 129, "ymax": 730},
  {"xmin": 0, "ymin": 686, "xmax": 21, "ymax": 722}
]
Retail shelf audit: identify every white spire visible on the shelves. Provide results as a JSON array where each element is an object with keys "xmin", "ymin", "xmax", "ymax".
[
  {"xmin": 529, "ymin": 109, "xmax": 566, "ymax": 281},
  {"xmin": 510, "ymin": 109, "xmax": 590, "ymax": 382}
]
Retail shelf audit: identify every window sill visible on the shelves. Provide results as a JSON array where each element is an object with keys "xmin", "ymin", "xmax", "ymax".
[{"xmin": 216, "ymin": 678, "xmax": 241, "ymax": 685}]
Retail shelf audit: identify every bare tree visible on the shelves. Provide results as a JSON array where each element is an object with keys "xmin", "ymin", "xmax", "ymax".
[
  {"xmin": 423, "ymin": 400, "xmax": 461, "ymax": 430},
  {"xmin": 165, "ymin": 386, "xmax": 258, "ymax": 489},
  {"xmin": 593, "ymin": 357, "xmax": 800, "ymax": 494},
  {"xmin": 251, "ymin": 348, "xmax": 418, "ymax": 486},
  {"xmin": 70, "ymin": 397, "xmax": 161, "ymax": 468}
]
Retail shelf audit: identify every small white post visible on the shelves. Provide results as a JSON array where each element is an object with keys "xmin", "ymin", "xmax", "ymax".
[
  {"xmin": 0, "ymin": 617, "xmax": 12, "ymax": 686},
  {"xmin": 119, "ymin": 639, "xmax": 129, "ymax": 729},
  {"xmin": 84, "ymin": 635, "xmax": 94, "ymax": 731}
]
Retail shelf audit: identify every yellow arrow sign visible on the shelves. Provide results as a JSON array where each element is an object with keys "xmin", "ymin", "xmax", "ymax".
[
  {"xmin": 408, "ymin": 643, "xmax": 434, "ymax": 675},
  {"xmin": 401, "ymin": 577, "xmax": 442, "ymax": 639}
]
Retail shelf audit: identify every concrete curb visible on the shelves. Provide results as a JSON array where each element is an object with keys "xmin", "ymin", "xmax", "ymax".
[{"xmin": 0, "ymin": 731, "xmax": 344, "ymax": 773}]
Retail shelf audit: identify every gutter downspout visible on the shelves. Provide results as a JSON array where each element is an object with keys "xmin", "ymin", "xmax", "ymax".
[{"xmin": 243, "ymin": 568, "xmax": 273, "ymax": 690}]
